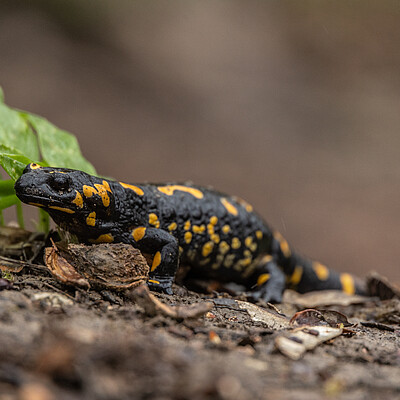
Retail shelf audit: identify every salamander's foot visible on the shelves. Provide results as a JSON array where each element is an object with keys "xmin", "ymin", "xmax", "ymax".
[
  {"xmin": 247, "ymin": 261, "xmax": 286, "ymax": 303},
  {"xmin": 147, "ymin": 277, "xmax": 174, "ymax": 295},
  {"xmin": 246, "ymin": 283, "xmax": 284, "ymax": 303}
]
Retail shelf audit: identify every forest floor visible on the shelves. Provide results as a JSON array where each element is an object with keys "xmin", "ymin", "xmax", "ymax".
[{"xmin": 0, "ymin": 242, "xmax": 399, "ymax": 400}]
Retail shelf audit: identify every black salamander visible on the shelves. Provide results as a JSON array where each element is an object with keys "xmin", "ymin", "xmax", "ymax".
[{"xmin": 14, "ymin": 163, "xmax": 365, "ymax": 302}]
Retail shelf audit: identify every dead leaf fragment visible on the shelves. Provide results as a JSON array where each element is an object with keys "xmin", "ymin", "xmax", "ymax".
[
  {"xmin": 360, "ymin": 321, "xmax": 395, "ymax": 332},
  {"xmin": 32, "ymin": 292, "xmax": 74, "ymax": 308},
  {"xmin": 236, "ymin": 300, "xmax": 290, "ymax": 330},
  {"xmin": 367, "ymin": 271, "xmax": 400, "ymax": 300},
  {"xmin": 129, "ymin": 283, "xmax": 213, "ymax": 320},
  {"xmin": 275, "ymin": 325, "xmax": 343, "ymax": 360},
  {"xmin": 45, "ymin": 245, "xmax": 90, "ymax": 289},
  {"xmin": 290, "ymin": 309, "xmax": 351, "ymax": 327},
  {"xmin": 283, "ymin": 289, "xmax": 369, "ymax": 308},
  {"xmin": 0, "ymin": 277, "xmax": 12, "ymax": 290},
  {"xmin": 209, "ymin": 330, "xmax": 222, "ymax": 344},
  {"xmin": 290, "ymin": 309, "xmax": 327, "ymax": 326}
]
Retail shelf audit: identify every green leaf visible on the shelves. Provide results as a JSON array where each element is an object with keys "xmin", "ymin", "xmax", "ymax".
[
  {"xmin": 0, "ymin": 144, "xmax": 22, "ymax": 155},
  {"xmin": 0, "ymin": 179, "xmax": 16, "ymax": 196},
  {"xmin": 0, "ymin": 103, "xmax": 39, "ymax": 161},
  {"xmin": 0, "ymin": 153, "xmax": 33, "ymax": 180},
  {"xmin": 0, "ymin": 194, "xmax": 19, "ymax": 209},
  {"xmin": 26, "ymin": 114, "xmax": 96, "ymax": 175}
]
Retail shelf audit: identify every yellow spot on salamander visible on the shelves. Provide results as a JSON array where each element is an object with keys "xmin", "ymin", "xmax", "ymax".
[
  {"xmin": 49, "ymin": 206, "xmax": 75, "ymax": 214},
  {"xmin": 102, "ymin": 180, "xmax": 112, "ymax": 192},
  {"xmin": 223, "ymin": 254, "xmax": 236, "ymax": 268},
  {"xmin": 193, "ymin": 225, "xmax": 205, "ymax": 234},
  {"xmin": 184, "ymin": 231, "xmax": 193, "ymax": 244},
  {"xmin": 340, "ymin": 273, "xmax": 355, "ymax": 295},
  {"xmin": 94, "ymin": 183, "xmax": 110, "ymax": 207},
  {"xmin": 261, "ymin": 254, "xmax": 273, "ymax": 264},
  {"xmin": 199, "ymin": 257, "xmax": 211, "ymax": 266},
  {"xmin": 245, "ymin": 236, "xmax": 253, "ymax": 248},
  {"xmin": 202, "ymin": 241, "xmax": 214, "ymax": 257},
  {"xmin": 29, "ymin": 163, "xmax": 41, "ymax": 170},
  {"xmin": 220, "ymin": 198, "xmax": 238, "ymax": 216},
  {"xmin": 241, "ymin": 261, "xmax": 257, "ymax": 278},
  {"xmin": 222, "ymin": 225, "xmax": 231, "ymax": 234},
  {"xmin": 148, "ymin": 279, "xmax": 160, "ymax": 285},
  {"xmin": 219, "ymin": 241, "xmax": 230, "ymax": 255},
  {"xmin": 255, "ymin": 230, "xmax": 263, "ymax": 240},
  {"xmin": 83, "ymin": 185, "xmax": 98, "ymax": 198},
  {"xmin": 245, "ymin": 204, "xmax": 253, "ymax": 212},
  {"xmin": 184, "ymin": 220, "xmax": 191, "ymax": 231},
  {"xmin": 186, "ymin": 249, "xmax": 196, "ymax": 261},
  {"xmin": 289, "ymin": 265, "xmax": 303, "ymax": 286},
  {"xmin": 257, "ymin": 273, "xmax": 270, "ymax": 286},
  {"xmin": 168, "ymin": 222, "xmax": 177, "ymax": 231},
  {"xmin": 149, "ymin": 213, "xmax": 160, "ymax": 228},
  {"xmin": 119, "ymin": 182, "xmax": 144, "ymax": 196},
  {"xmin": 83, "ymin": 184, "xmax": 110, "ymax": 207},
  {"xmin": 90, "ymin": 233, "xmax": 114, "ymax": 243},
  {"xmin": 157, "ymin": 185, "xmax": 203, "ymax": 199},
  {"xmin": 28, "ymin": 202, "xmax": 44, "ymax": 208},
  {"xmin": 274, "ymin": 231, "xmax": 291, "ymax": 258},
  {"xmin": 72, "ymin": 191, "xmax": 83, "ymax": 208},
  {"xmin": 210, "ymin": 216, "xmax": 218, "ymax": 225},
  {"xmin": 207, "ymin": 224, "xmax": 215, "ymax": 235},
  {"xmin": 234, "ymin": 197, "xmax": 253, "ymax": 213},
  {"xmin": 312, "ymin": 261, "xmax": 329, "ymax": 281},
  {"xmin": 151, "ymin": 251, "xmax": 161, "ymax": 271},
  {"xmin": 210, "ymin": 234, "xmax": 220, "ymax": 244},
  {"xmin": 86, "ymin": 211, "xmax": 96, "ymax": 226},
  {"xmin": 132, "ymin": 227, "xmax": 146, "ymax": 242},
  {"xmin": 231, "ymin": 237, "xmax": 241, "ymax": 249}
]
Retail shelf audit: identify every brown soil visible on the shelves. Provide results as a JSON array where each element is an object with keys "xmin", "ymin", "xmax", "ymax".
[{"xmin": 0, "ymin": 266, "xmax": 399, "ymax": 400}]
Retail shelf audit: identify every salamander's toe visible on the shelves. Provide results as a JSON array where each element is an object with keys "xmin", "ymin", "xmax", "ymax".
[{"xmin": 148, "ymin": 277, "xmax": 174, "ymax": 295}]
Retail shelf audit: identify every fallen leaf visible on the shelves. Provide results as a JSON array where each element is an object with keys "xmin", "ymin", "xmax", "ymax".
[
  {"xmin": 275, "ymin": 325, "xmax": 343, "ymax": 360},
  {"xmin": 236, "ymin": 300, "xmax": 290, "ymax": 330},
  {"xmin": 290, "ymin": 309, "xmax": 351, "ymax": 327},
  {"xmin": 367, "ymin": 271, "xmax": 400, "ymax": 300},
  {"xmin": 283, "ymin": 289, "xmax": 369, "ymax": 307}
]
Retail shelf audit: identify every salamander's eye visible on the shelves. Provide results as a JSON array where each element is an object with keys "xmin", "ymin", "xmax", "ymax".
[{"xmin": 49, "ymin": 174, "xmax": 72, "ymax": 192}]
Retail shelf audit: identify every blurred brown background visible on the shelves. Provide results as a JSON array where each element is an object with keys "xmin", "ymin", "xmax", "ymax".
[{"xmin": 0, "ymin": 1, "xmax": 399, "ymax": 281}]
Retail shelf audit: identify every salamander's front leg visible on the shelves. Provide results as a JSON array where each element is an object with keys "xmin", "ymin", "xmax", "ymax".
[{"xmin": 129, "ymin": 227, "xmax": 179, "ymax": 294}]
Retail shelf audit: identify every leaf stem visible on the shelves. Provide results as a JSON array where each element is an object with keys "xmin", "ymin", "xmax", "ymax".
[
  {"xmin": 16, "ymin": 201, "xmax": 24, "ymax": 229},
  {"xmin": 38, "ymin": 208, "xmax": 49, "ymax": 233}
]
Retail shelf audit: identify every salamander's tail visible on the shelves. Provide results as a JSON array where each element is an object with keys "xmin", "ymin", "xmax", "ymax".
[{"xmin": 270, "ymin": 231, "xmax": 366, "ymax": 295}]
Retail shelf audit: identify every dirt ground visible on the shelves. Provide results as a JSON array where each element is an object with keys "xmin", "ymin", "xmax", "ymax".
[{"xmin": 0, "ymin": 258, "xmax": 399, "ymax": 400}]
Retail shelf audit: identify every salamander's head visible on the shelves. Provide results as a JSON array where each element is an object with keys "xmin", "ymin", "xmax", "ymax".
[{"xmin": 15, "ymin": 163, "xmax": 117, "ymax": 241}]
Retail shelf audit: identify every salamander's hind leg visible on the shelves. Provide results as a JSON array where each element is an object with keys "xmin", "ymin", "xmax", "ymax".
[
  {"xmin": 129, "ymin": 227, "xmax": 179, "ymax": 295},
  {"xmin": 246, "ymin": 255, "xmax": 286, "ymax": 303}
]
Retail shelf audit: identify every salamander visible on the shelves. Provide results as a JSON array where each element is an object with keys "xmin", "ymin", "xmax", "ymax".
[{"xmin": 14, "ymin": 163, "xmax": 365, "ymax": 302}]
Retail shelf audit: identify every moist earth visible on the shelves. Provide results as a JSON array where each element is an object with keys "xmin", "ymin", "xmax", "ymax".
[{"xmin": 0, "ymin": 266, "xmax": 399, "ymax": 400}]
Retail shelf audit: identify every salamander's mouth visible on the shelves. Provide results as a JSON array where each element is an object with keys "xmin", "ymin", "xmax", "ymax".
[
  {"xmin": 16, "ymin": 193, "xmax": 76, "ymax": 214},
  {"xmin": 14, "ymin": 177, "xmax": 76, "ymax": 214}
]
